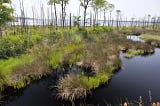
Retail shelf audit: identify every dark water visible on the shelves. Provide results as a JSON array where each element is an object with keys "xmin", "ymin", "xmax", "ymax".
[
  {"xmin": 85, "ymin": 48, "xmax": 160, "ymax": 105},
  {"xmin": 4, "ymin": 77, "xmax": 61, "ymax": 106},
  {"xmin": 4, "ymin": 36, "xmax": 160, "ymax": 106}
]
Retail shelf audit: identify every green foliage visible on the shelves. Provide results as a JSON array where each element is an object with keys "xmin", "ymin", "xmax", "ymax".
[
  {"xmin": 103, "ymin": 26, "xmax": 115, "ymax": 32},
  {"xmin": 0, "ymin": 0, "xmax": 14, "ymax": 27},
  {"xmin": 80, "ymin": 73, "xmax": 109, "ymax": 89},
  {"xmin": 73, "ymin": 16, "xmax": 81, "ymax": 27},
  {"xmin": 140, "ymin": 34, "xmax": 160, "ymax": 41},
  {"xmin": 48, "ymin": 0, "xmax": 60, "ymax": 5},
  {"xmin": 119, "ymin": 27, "xmax": 130, "ymax": 34},
  {"xmin": 125, "ymin": 49, "xmax": 144, "ymax": 58},
  {"xmin": 0, "ymin": 55, "xmax": 33, "ymax": 89},
  {"xmin": 92, "ymin": 0, "xmax": 106, "ymax": 9},
  {"xmin": 92, "ymin": 27, "xmax": 104, "ymax": 34},
  {"xmin": 48, "ymin": 43, "xmax": 83, "ymax": 69},
  {"xmin": 50, "ymin": 29, "xmax": 82, "ymax": 43},
  {"xmin": 0, "ymin": 35, "xmax": 25, "ymax": 58},
  {"xmin": 48, "ymin": 51, "xmax": 63, "ymax": 68},
  {"xmin": 0, "ymin": 34, "xmax": 42, "ymax": 58},
  {"xmin": 0, "ymin": 55, "xmax": 33, "ymax": 77}
]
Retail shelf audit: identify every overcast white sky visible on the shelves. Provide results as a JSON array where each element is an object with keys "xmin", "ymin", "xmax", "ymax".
[{"xmin": 11, "ymin": 0, "xmax": 160, "ymax": 20}]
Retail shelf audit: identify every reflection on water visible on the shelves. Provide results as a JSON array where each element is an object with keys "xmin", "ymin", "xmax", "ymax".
[{"xmin": 127, "ymin": 35, "xmax": 144, "ymax": 42}]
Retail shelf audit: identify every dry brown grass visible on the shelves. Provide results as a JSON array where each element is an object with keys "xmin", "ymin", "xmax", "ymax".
[{"xmin": 55, "ymin": 75, "xmax": 90, "ymax": 101}]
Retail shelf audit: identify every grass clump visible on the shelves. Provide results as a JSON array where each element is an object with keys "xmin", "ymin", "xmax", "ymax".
[
  {"xmin": 0, "ymin": 55, "xmax": 33, "ymax": 77},
  {"xmin": 55, "ymin": 73, "xmax": 110, "ymax": 101},
  {"xmin": 124, "ymin": 49, "xmax": 144, "ymax": 58},
  {"xmin": 80, "ymin": 73, "xmax": 109, "ymax": 90},
  {"xmin": 8, "ymin": 56, "xmax": 50, "ymax": 89},
  {"xmin": 55, "ymin": 75, "xmax": 89, "ymax": 101},
  {"xmin": 140, "ymin": 34, "xmax": 160, "ymax": 47},
  {"xmin": 0, "ymin": 45, "xmax": 50, "ymax": 90},
  {"xmin": 0, "ymin": 55, "xmax": 33, "ymax": 89},
  {"xmin": 140, "ymin": 34, "xmax": 160, "ymax": 41},
  {"xmin": 48, "ymin": 43, "xmax": 83, "ymax": 69}
]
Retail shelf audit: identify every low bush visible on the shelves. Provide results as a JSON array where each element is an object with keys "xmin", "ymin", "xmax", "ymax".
[{"xmin": 0, "ymin": 34, "xmax": 42, "ymax": 58}]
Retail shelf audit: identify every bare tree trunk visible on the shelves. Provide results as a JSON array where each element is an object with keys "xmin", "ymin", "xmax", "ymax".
[
  {"xmin": 152, "ymin": 18, "xmax": 156, "ymax": 29},
  {"xmin": 50, "ymin": 4, "xmax": 53, "ymax": 25},
  {"xmin": 41, "ymin": 5, "xmax": 45, "ymax": 27},
  {"xmin": 155, "ymin": 17, "xmax": 160, "ymax": 29},
  {"xmin": 32, "ymin": 7, "xmax": 35, "ymax": 27},
  {"xmin": 109, "ymin": 12, "xmax": 112, "ymax": 27},
  {"xmin": 97, "ymin": 9, "xmax": 99, "ymax": 27},
  {"xmin": 117, "ymin": 16, "xmax": 119, "ymax": 29},
  {"xmin": 84, "ymin": 7, "xmax": 87, "ymax": 27},
  {"xmin": 0, "ymin": 27, "xmax": 2, "ymax": 38},
  {"xmin": 21, "ymin": 0, "xmax": 26, "ymax": 31},
  {"xmin": 90, "ymin": 11, "xmax": 92, "ymax": 27},
  {"xmin": 54, "ymin": 2, "xmax": 58, "ymax": 29},
  {"xmin": 47, "ymin": 8, "xmax": 50, "ymax": 26},
  {"xmin": 61, "ymin": 0, "xmax": 64, "ymax": 28},
  {"xmin": 103, "ymin": 9, "xmax": 105, "ymax": 26},
  {"xmin": 93, "ymin": 10, "xmax": 96, "ymax": 28},
  {"xmin": 19, "ymin": 0, "xmax": 26, "ymax": 33},
  {"xmin": 10, "ymin": 2, "xmax": 16, "ymax": 35},
  {"xmin": 69, "ymin": 13, "xmax": 71, "ymax": 29},
  {"xmin": 147, "ymin": 17, "xmax": 150, "ymax": 27}
]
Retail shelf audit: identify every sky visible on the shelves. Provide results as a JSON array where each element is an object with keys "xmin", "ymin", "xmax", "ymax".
[{"xmin": 11, "ymin": 0, "xmax": 160, "ymax": 20}]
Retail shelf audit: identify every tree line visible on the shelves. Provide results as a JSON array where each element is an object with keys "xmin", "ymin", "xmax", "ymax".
[{"xmin": 0, "ymin": 0, "xmax": 160, "ymax": 36}]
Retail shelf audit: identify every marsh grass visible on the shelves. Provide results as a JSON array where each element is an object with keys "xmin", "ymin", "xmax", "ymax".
[
  {"xmin": 119, "ymin": 27, "xmax": 146, "ymax": 35},
  {"xmin": 0, "ymin": 44, "xmax": 51, "ymax": 90},
  {"xmin": 55, "ymin": 75, "xmax": 90, "ymax": 101},
  {"xmin": 48, "ymin": 43, "xmax": 83, "ymax": 69},
  {"xmin": 140, "ymin": 34, "xmax": 160, "ymax": 41},
  {"xmin": 124, "ymin": 49, "xmax": 144, "ymax": 58},
  {"xmin": 80, "ymin": 73, "xmax": 110, "ymax": 90},
  {"xmin": 140, "ymin": 34, "xmax": 160, "ymax": 47},
  {"xmin": 0, "ymin": 55, "xmax": 33, "ymax": 89}
]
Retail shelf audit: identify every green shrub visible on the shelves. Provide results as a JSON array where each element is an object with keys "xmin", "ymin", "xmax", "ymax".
[
  {"xmin": 0, "ymin": 35, "xmax": 25, "ymax": 58},
  {"xmin": 92, "ymin": 27, "xmax": 104, "ymax": 34},
  {"xmin": 0, "ymin": 34, "xmax": 42, "ymax": 58}
]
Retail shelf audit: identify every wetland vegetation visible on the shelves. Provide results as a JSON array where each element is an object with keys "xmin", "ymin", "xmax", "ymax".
[
  {"xmin": 1, "ymin": 0, "xmax": 160, "ymax": 105},
  {"xmin": 0, "ymin": 26, "xmax": 159, "ymax": 102}
]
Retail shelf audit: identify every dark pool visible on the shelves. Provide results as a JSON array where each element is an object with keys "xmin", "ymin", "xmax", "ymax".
[
  {"xmin": 4, "ymin": 36, "xmax": 160, "ymax": 106},
  {"xmin": 85, "ymin": 48, "xmax": 160, "ymax": 105}
]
